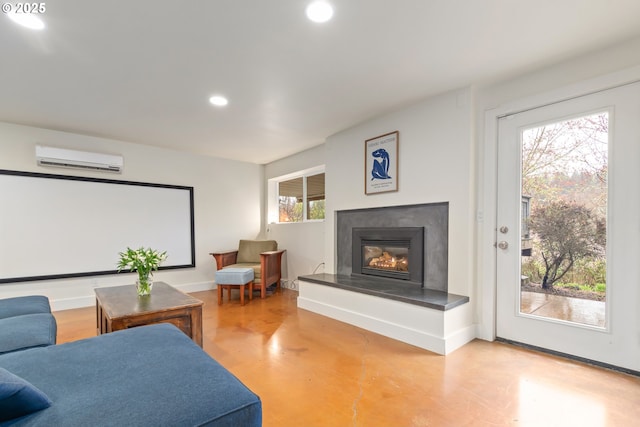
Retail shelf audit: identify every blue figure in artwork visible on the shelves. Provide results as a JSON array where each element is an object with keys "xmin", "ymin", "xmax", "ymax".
[{"xmin": 371, "ymin": 148, "xmax": 392, "ymax": 180}]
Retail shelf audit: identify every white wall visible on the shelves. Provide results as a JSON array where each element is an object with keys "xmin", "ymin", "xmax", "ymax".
[
  {"xmin": 292, "ymin": 88, "xmax": 477, "ymax": 352},
  {"xmin": 264, "ymin": 144, "xmax": 326, "ymax": 288},
  {"xmin": 324, "ymin": 88, "xmax": 475, "ymax": 297},
  {"xmin": 478, "ymin": 37, "xmax": 640, "ymax": 110},
  {"xmin": 0, "ymin": 122, "xmax": 263, "ymax": 310},
  {"xmin": 265, "ymin": 87, "xmax": 476, "ymax": 301}
]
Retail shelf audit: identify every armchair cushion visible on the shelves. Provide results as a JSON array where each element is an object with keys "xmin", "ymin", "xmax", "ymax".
[
  {"xmin": 223, "ymin": 263, "xmax": 263, "ymax": 282},
  {"xmin": 237, "ymin": 240, "xmax": 277, "ymax": 264}
]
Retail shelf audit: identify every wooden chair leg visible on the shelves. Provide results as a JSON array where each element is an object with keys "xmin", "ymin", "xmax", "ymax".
[
  {"xmin": 248, "ymin": 282, "xmax": 254, "ymax": 301},
  {"xmin": 240, "ymin": 284, "xmax": 245, "ymax": 306},
  {"xmin": 218, "ymin": 285, "xmax": 223, "ymax": 305}
]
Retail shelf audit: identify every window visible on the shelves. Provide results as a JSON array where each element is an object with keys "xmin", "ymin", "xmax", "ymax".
[
  {"xmin": 278, "ymin": 177, "xmax": 303, "ymax": 222},
  {"xmin": 305, "ymin": 173, "xmax": 325, "ymax": 221},
  {"xmin": 272, "ymin": 168, "xmax": 325, "ymax": 223}
]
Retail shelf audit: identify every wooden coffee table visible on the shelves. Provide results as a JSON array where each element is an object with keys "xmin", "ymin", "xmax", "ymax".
[{"xmin": 95, "ymin": 282, "xmax": 204, "ymax": 347}]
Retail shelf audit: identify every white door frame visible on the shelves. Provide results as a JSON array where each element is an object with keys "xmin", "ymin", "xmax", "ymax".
[{"xmin": 478, "ymin": 65, "xmax": 640, "ymax": 341}]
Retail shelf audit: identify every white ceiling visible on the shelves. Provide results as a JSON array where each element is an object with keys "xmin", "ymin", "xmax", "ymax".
[{"xmin": 2, "ymin": 1, "xmax": 640, "ymax": 164}]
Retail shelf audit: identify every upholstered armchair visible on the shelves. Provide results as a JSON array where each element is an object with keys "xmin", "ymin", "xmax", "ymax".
[{"xmin": 210, "ymin": 240, "xmax": 286, "ymax": 299}]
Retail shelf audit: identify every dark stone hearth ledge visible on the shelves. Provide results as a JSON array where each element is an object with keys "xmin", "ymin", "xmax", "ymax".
[{"xmin": 298, "ymin": 274, "xmax": 469, "ymax": 311}]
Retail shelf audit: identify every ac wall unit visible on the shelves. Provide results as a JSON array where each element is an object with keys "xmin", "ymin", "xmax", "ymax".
[{"xmin": 35, "ymin": 145, "xmax": 123, "ymax": 173}]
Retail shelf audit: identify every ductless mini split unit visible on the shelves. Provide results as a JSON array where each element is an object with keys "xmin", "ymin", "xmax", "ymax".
[{"xmin": 35, "ymin": 145, "xmax": 124, "ymax": 173}]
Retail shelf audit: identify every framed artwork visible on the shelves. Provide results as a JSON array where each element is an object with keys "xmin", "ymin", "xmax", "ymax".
[{"xmin": 364, "ymin": 131, "xmax": 398, "ymax": 195}]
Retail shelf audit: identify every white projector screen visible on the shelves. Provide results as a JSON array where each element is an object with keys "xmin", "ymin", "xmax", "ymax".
[{"xmin": 0, "ymin": 169, "xmax": 195, "ymax": 283}]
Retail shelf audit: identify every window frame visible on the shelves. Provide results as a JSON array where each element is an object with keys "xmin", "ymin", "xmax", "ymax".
[{"xmin": 269, "ymin": 166, "xmax": 325, "ymax": 224}]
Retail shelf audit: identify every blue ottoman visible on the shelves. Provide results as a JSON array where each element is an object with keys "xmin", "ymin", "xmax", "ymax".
[{"xmin": 216, "ymin": 268, "xmax": 255, "ymax": 306}]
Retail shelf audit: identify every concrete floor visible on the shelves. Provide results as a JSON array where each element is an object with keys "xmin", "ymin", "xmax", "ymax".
[
  {"xmin": 54, "ymin": 289, "xmax": 639, "ymax": 426},
  {"xmin": 521, "ymin": 291, "xmax": 606, "ymax": 327}
]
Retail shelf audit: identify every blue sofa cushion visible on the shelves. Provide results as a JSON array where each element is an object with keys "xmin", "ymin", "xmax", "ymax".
[
  {"xmin": 0, "ymin": 314, "xmax": 57, "ymax": 355},
  {"xmin": 0, "ymin": 296, "xmax": 51, "ymax": 320},
  {"xmin": 0, "ymin": 368, "xmax": 52, "ymax": 422},
  {"xmin": 0, "ymin": 323, "xmax": 261, "ymax": 426}
]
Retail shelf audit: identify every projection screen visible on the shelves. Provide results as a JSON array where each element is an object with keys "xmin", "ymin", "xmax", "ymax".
[{"xmin": 0, "ymin": 169, "xmax": 195, "ymax": 283}]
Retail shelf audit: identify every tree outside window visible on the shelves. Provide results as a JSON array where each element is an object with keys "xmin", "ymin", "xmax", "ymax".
[
  {"xmin": 278, "ymin": 173, "xmax": 325, "ymax": 223},
  {"xmin": 521, "ymin": 111, "xmax": 608, "ymax": 298}
]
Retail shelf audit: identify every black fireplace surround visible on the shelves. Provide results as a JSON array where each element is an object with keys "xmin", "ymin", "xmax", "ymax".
[
  {"xmin": 352, "ymin": 227, "xmax": 424, "ymax": 286},
  {"xmin": 299, "ymin": 202, "xmax": 469, "ymax": 311},
  {"xmin": 336, "ymin": 202, "xmax": 448, "ymax": 292}
]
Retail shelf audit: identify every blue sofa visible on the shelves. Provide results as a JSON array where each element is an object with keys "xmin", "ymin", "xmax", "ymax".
[
  {"xmin": 0, "ymin": 323, "xmax": 262, "ymax": 426},
  {"xmin": 0, "ymin": 296, "xmax": 57, "ymax": 355}
]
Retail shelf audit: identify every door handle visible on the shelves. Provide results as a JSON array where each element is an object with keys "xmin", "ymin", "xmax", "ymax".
[{"xmin": 497, "ymin": 241, "xmax": 509, "ymax": 250}]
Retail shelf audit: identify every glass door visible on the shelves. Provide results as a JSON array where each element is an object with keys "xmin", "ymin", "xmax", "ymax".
[{"xmin": 496, "ymin": 82, "xmax": 640, "ymax": 372}]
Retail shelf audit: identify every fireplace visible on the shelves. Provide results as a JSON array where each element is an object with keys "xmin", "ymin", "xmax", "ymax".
[
  {"xmin": 351, "ymin": 227, "xmax": 424, "ymax": 286},
  {"xmin": 336, "ymin": 203, "xmax": 448, "ymax": 292},
  {"xmin": 300, "ymin": 203, "xmax": 468, "ymax": 356}
]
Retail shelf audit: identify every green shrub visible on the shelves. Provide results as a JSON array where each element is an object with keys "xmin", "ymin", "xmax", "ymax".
[
  {"xmin": 521, "ymin": 258, "xmax": 544, "ymax": 283},
  {"xmin": 523, "ymin": 255, "xmax": 606, "ymax": 288}
]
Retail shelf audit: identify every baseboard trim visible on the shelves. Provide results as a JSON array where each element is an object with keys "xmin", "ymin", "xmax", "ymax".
[
  {"xmin": 52, "ymin": 295, "xmax": 96, "ymax": 311},
  {"xmin": 444, "ymin": 324, "xmax": 477, "ymax": 354},
  {"xmin": 175, "ymin": 281, "xmax": 215, "ymax": 293},
  {"xmin": 298, "ymin": 294, "xmax": 447, "ymax": 354},
  {"xmin": 51, "ymin": 281, "xmax": 214, "ymax": 311}
]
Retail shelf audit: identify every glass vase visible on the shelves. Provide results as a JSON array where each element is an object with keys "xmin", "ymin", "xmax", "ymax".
[{"xmin": 136, "ymin": 274, "xmax": 153, "ymax": 296}]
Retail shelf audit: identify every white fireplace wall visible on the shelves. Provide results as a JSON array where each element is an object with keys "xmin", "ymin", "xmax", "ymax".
[
  {"xmin": 295, "ymin": 87, "xmax": 476, "ymax": 353},
  {"xmin": 325, "ymin": 88, "xmax": 474, "ymax": 298}
]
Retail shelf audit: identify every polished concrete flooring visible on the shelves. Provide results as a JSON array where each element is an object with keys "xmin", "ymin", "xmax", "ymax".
[
  {"xmin": 521, "ymin": 291, "xmax": 606, "ymax": 327},
  {"xmin": 54, "ymin": 289, "xmax": 639, "ymax": 427}
]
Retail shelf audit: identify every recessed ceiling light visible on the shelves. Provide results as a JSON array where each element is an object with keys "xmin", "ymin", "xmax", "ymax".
[
  {"xmin": 7, "ymin": 11, "xmax": 45, "ymax": 30},
  {"xmin": 306, "ymin": 1, "xmax": 333, "ymax": 23},
  {"xmin": 209, "ymin": 95, "xmax": 228, "ymax": 107}
]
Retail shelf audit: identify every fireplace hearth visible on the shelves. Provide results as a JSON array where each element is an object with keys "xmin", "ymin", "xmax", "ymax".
[
  {"xmin": 352, "ymin": 227, "xmax": 424, "ymax": 286},
  {"xmin": 298, "ymin": 203, "xmax": 470, "ymax": 355}
]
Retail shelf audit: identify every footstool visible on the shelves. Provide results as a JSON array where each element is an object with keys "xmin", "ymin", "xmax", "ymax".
[{"xmin": 216, "ymin": 267, "xmax": 255, "ymax": 306}]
